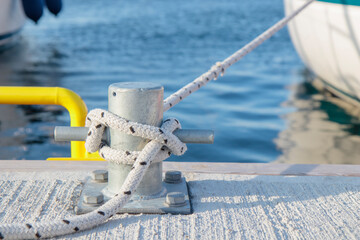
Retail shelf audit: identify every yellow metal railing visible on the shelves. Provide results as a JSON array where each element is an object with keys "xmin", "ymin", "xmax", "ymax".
[{"xmin": 0, "ymin": 86, "xmax": 101, "ymax": 161}]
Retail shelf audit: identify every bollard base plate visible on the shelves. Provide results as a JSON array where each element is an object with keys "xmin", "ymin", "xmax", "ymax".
[{"xmin": 75, "ymin": 176, "xmax": 191, "ymax": 215}]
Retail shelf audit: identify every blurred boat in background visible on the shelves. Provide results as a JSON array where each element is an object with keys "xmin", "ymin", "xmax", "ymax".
[
  {"xmin": 285, "ymin": 0, "xmax": 360, "ymax": 105},
  {"xmin": 0, "ymin": 0, "xmax": 62, "ymax": 51},
  {"xmin": 0, "ymin": 0, "xmax": 25, "ymax": 50}
]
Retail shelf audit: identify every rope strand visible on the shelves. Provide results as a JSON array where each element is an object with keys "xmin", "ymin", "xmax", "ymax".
[
  {"xmin": 0, "ymin": 110, "xmax": 186, "ymax": 239},
  {"xmin": 163, "ymin": 0, "xmax": 315, "ymax": 112}
]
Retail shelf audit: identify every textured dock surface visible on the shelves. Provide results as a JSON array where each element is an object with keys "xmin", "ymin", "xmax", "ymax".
[{"xmin": 0, "ymin": 162, "xmax": 359, "ymax": 239}]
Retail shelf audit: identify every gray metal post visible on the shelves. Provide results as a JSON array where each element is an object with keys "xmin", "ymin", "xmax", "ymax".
[
  {"xmin": 54, "ymin": 126, "xmax": 214, "ymax": 144},
  {"xmin": 106, "ymin": 82, "xmax": 164, "ymax": 197}
]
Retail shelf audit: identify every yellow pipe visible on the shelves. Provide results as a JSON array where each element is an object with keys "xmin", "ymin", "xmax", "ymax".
[{"xmin": 0, "ymin": 87, "xmax": 88, "ymax": 159}]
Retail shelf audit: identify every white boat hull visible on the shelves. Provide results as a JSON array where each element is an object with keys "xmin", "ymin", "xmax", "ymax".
[
  {"xmin": 284, "ymin": 0, "xmax": 360, "ymax": 101},
  {"xmin": 0, "ymin": 0, "xmax": 25, "ymax": 48}
]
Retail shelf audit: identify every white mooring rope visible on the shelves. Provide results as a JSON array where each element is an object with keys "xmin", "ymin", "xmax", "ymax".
[
  {"xmin": 0, "ymin": 0, "xmax": 315, "ymax": 239},
  {"xmin": 0, "ymin": 109, "xmax": 186, "ymax": 240},
  {"xmin": 163, "ymin": 0, "xmax": 315, "ymax": 111},
  {"xmin": 85, "ymin": 109, "xmax": 186, "ymax": 165}
]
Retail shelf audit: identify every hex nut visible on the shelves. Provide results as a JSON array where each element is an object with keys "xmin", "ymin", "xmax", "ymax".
[
  {"xmin": 84, "ymin": 192, "xmax": 104, "ymax": 205},
  {"xmin": 165, "ymin": 192, "xmax": 186, "ymax": 207},
  {"xmin": 92, "ymin": 169, "xmax": 108, "ymax": 182},
  {"xmin": 164, "ymin": 171, "xmax": 182, "ymax": 184}
]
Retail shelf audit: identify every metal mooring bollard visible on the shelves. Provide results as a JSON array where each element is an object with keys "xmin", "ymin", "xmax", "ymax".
[
  {"xmin": 106, "ymin": 82, "xmax": 164, "ymax": 197},
  {"xmin": 57, "ymin": 82, "xmax": 214, "ymax": 215}
]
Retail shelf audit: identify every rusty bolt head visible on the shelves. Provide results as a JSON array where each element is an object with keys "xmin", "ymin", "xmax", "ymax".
[
  {"xmin": 92, "ymin": 169, "xmax": 108, "ymax": 182},
  {"xmin": 165, "ymin": 192, "xmax": 186, "ymax": 207},
  {"xmin": 84, "ymin": 192, "xmax": 104, "ymax": 204}
]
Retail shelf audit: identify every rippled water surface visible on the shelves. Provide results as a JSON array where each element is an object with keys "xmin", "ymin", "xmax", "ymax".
[{"xmin": 1, "ymin": 0, "xmax": 359, "ymax": 164}]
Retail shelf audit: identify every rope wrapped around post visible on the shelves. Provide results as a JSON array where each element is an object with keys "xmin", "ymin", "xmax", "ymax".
[
  {"xmin": 0, "ymin": 109, "xmax": 186, "ymax": 239},
  {"xmin": 85, "ymin": 109, "xmax": 187, "ymax": 164}
]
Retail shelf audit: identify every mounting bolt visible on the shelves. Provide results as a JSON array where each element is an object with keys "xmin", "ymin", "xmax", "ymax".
[
  {"xmin": 92, "ymin": 169, "xmax": 108, "ymax": 182},
  {"xmin": 165, "ymin": 192, "xmax": 186, "ymax": 207},
  {"xmin": 164, "ymin": 171, "xmax": 182, "ymax": 184},
  {"xmin": 83, "ymin": 192, "xmax": 104, "ymax": 205}
]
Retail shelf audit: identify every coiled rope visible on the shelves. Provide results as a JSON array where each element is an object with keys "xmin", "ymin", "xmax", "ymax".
[
  {"xmin": 85, "ymin": 109, "xmax": 186, "ymax": 165},
  {"xmin": 0, "ymin": 110, "xmax": 186, "ymax": 240},
  {"xmin": 0, "ymin": 0, "xmax": 315, "ymax": 239}
]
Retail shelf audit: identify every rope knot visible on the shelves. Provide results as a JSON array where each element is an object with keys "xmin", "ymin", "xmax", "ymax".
[
  {"xmin": 84, "ymin": 109, "xmax": 187, "ymax": 165},
  {"xmin": 210, "ymin": 61, "xmax": 225, "ymax": 80}
]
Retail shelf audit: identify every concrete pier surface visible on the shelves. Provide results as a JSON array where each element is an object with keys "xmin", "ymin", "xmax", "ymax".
[{"xmin": 0, "ymin": 161, "xmax": 359, "ymax": 239}]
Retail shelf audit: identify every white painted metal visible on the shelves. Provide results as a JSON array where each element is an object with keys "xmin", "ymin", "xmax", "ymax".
[{"xmin": 284, "ymin": 0, "xmax": 360, "ymax": 100}]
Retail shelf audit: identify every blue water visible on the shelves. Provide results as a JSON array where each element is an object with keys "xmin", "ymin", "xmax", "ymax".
[{"xmin": 1, "ymin": 0, "xmax": 360, "ymax": 164}]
